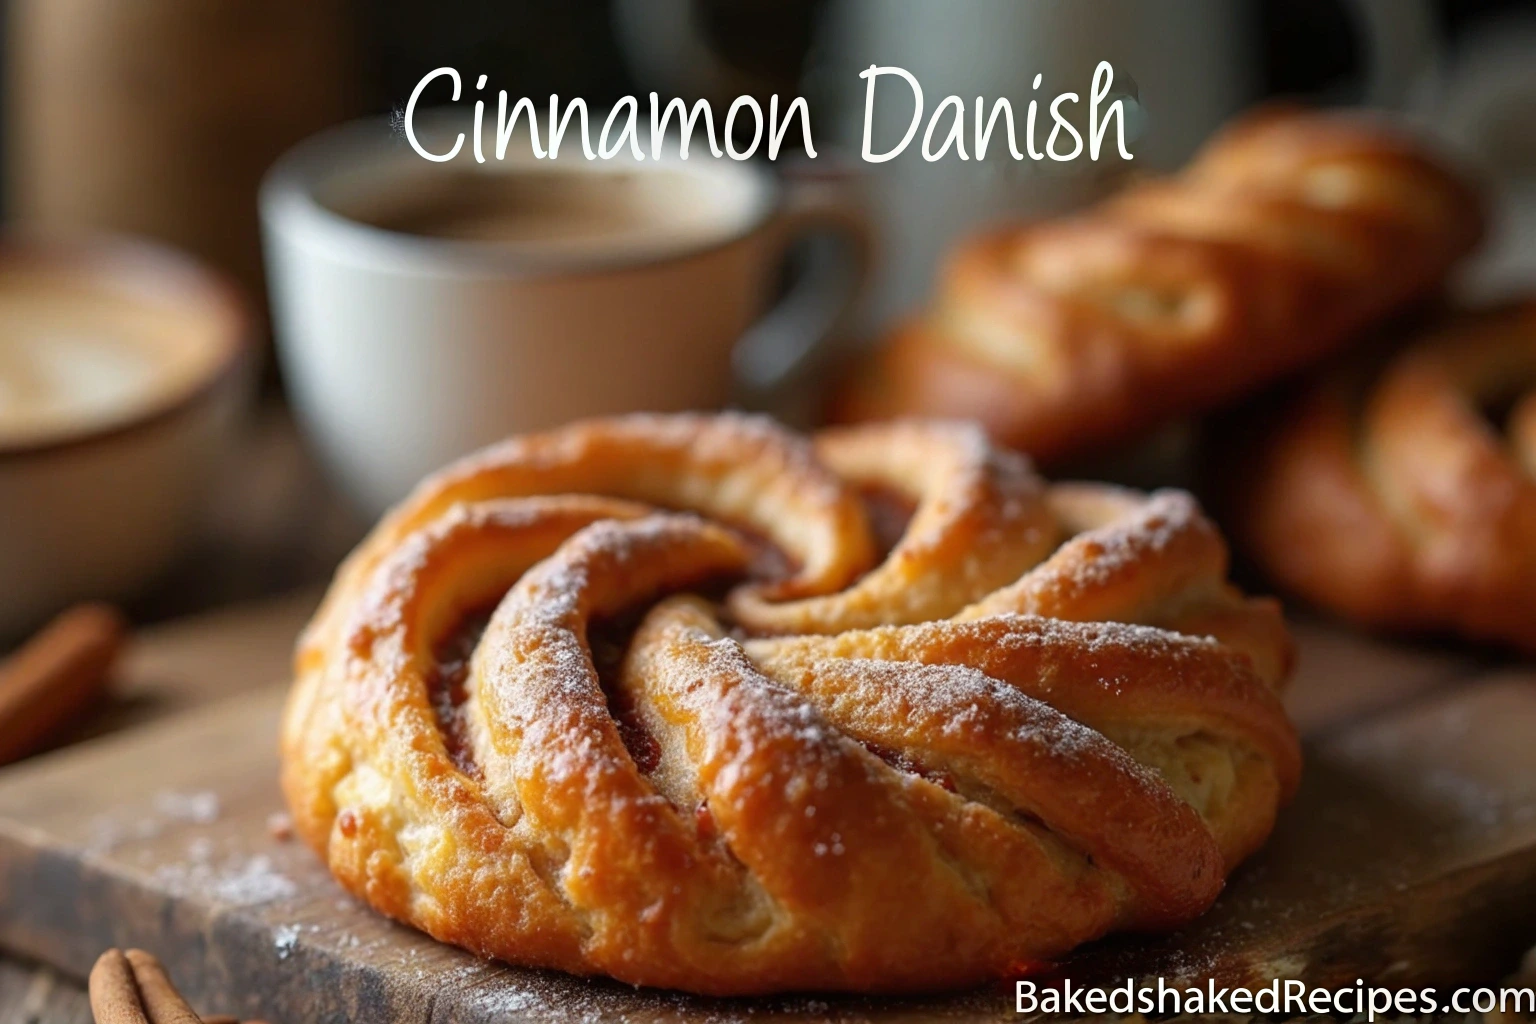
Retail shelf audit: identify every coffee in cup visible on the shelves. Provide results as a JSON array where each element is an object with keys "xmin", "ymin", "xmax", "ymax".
[
  {"xmin": 342, "ymin": 166, "xmax": 736, "ymax": 254},
  {"xmin": 0, "ymin": 262, "xmax": 235, "ymax": 448},
  {"xmin": 262, "ymin": 116, "xmax": 870, "ymax": 514}
]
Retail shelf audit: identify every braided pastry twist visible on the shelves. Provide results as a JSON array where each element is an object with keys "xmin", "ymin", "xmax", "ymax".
[
  {"xmin": 835, "ymin": 106, "xmax": 1484, "ymax": 463},
  {"xmin": 1227, "ymin": 302, "xmax": 1536, "ymax": 654},
  {"xmin": 282, "ymin": 414, "xmax": 1299, "ymax": 994}
]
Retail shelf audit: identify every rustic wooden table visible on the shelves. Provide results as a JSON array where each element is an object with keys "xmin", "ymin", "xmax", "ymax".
[
  {"xmin": 0, "ymin": 958, "xmax": 90, "ymax": 1024},
  {"xmin": 0, "ymin": 403, "xmax": 352, "ymax": 1023},
  {"xmin": 0, "ymin": 588, "xmax": 325, "ymax": 1022}
]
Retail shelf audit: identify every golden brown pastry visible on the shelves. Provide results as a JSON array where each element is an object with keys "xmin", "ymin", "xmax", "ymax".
[
  {"xmin": 836, "ymin": 106, "xmax": 1485, "ymax": 464},
  {"xmin": 281, "ymin": 413, "xmax": 1299, "ymax": 995},
  {"xmin": 1226, "ymin": 303, "xmax": 1536, "ymax": 654}
]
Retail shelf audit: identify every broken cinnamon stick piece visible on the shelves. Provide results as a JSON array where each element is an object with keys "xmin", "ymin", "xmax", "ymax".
[
  {"xmin": 89, "ymin": 948, "xmax": 200, "ymax": 1024},
  {"xmin": 0, "ymin": 603, "xmax": 125, "ymax": 765}
]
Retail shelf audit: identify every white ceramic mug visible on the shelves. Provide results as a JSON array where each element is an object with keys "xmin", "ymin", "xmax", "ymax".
[{"xmin": 261, "ymin": 118, "xmax": 870, "ymax": 516}]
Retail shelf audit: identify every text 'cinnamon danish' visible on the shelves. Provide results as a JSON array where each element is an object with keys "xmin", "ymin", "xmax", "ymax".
[
  {"xmin": 836, "ymin": 106, "xmax": 1484, "ymax": 464},
  {"xmin": 282, "ymin": 413, "xmax": 1300, "ymax": 994},
  {"xmin": 1227, "ymin": 302, "xmax": 1536, "ymax": 654}
]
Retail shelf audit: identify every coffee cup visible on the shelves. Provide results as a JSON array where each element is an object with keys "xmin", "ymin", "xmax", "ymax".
[
  {"xmin": 260, "ymin": 115, "xmax": 871, "ymax": 515},
  {"xmin": 0, "ymin": 235, "xmax": 253, "ymax": 637}
]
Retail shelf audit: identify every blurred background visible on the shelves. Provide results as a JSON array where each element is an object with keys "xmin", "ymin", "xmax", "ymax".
[{"xmin": 2, "ymin": 0, "xmax": 1535, "ymax": 641}]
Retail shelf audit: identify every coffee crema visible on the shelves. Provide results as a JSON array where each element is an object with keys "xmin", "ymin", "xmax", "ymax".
[{"xmin": 0, "ymin": 267, "xmax": 232, "ymax": 448}]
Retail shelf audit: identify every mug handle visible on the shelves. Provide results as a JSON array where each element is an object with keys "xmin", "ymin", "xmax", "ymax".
[{"xmin": 733, "ymin": 168, "xmax": 876, "ymax": 398}]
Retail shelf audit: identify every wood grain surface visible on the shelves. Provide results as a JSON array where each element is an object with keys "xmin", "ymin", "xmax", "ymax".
[
  {"xmin": 0, "ymin": 614, "xmax": 1531, "ymax": 1024},
  {"xmin": 0, "ymin": 591, "xmax": 320, "ymax": 1023}
]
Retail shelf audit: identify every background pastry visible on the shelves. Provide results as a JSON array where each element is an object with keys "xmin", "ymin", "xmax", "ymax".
[
  {"xmin": 282, "ymin": 413, "xmax": 1300, "ymax": 995},
  {"xmin": 835, "ymin": 106, "xmax": 1486, "ymax": 465},
  {"xmin": 1224, "ymin": 302, "xmax": 1536, "ymax": 654}
]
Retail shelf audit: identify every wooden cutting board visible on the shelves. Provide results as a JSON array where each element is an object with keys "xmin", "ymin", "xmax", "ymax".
[{"xmin": 0, "ymin": 621, "xmax": 1532, "ymax": 1024}]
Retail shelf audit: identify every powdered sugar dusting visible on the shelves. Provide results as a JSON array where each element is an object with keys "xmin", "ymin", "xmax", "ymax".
[
  {"xmin": 153, "ymin": 789, "xmax": 221, "ymax": 824},
  {"xmin": 457, "ymin": 964, "xmax": 991, "ymax": 1023},
  {"xmin": 1056, "ymin": 489, "xmax": 1202, "ymax": 586},
  {"xmin": 151, "ymin": 842, "xmax": 298, "ymax": 906},
  {"xmin": 83, "ymin": 790, "xmax": 223, "ymax": 854},
  {"xmin": 274, "ymin": 922, "xmax": 302, "ymax": 959}
]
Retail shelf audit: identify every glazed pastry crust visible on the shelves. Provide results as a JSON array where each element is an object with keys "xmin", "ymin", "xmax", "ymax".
[
  {"xmin": 1227, "ymin": 303, "xmax": 1536, "ymax": 654},
  {"xmin": 836, "ymin": 106, "xmax": 1485, "ymax": 463},
  {"xmin": 281, "ymin": 414, "xmax": 1299, "ymax": 994}
]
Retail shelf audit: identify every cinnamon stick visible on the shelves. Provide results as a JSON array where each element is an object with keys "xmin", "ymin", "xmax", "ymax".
[
  {"xmin": 89, "ymin": 948, "xmax": 271, "ymax": 1024},
  {"xmin": 89, "ymin": 948, "xmax": 200, "ymax": 1024},
  {"xmin": 0, "ymin": 603, "xmax": 124, "ymax": 764}
]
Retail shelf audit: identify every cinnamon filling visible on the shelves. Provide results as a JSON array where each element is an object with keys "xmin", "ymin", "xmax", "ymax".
[
  {"xmin": 590, "ymin": 611, "xmax": 668, "ymax": 777},
  {"xmin": 609, "ymin": 688, "xmax": 664, "ymax": 776},
  {"xmin": 426, "ymin": 607, "xmax": 493, "ymax": 780},
  {"xmin": 858, "ymin": 484, "xmax": 918, "ymax": 560},
  {"xmin": 729, "ymin": 522, "xmax": 798, "ymax": 583}
]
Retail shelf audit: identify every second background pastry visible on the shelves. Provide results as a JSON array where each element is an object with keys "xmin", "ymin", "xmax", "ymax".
[{"xmin": 834, "ymin": 106, "xmax": 1485, "ymax": 468}]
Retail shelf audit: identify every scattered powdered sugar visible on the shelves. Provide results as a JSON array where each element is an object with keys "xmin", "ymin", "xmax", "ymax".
[
  {"xmin": 1418, "ymin": 768, "xmax": 1515, "ymax": 829},
  {"xmin": 153, "ymin": 789, "xmax": 221, "ymax": 824},
  {"xmin": 273, "ymin": 923, "xmax": 302, "ymax": 959},
  {"xmin": 82, "ymin": 790, "xmax": 224, "ymax": 854},
  {"xmin": 84, "ymin": 814, "xmax": 164, "ymax": 854},
  {"xmin": 152, "ymin": 847, "xmax": 297, "ymax": 906},
  {"xmin": 457, "ymin": 964, "xmax": 978, "ymax": 1024},
  {"xmin": 185, "ymin": 836, "xmax": 214, "ymax": 863}
]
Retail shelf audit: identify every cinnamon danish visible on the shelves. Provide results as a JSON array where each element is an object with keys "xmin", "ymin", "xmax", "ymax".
[
  {"xmin": 1226, "ymin": 302, "xmax": 1536, "ymax": 654},
  {"xmin": 281, "ymin": 413, "xmax": 1299, "ymax": 994},
  {"xmin": 835, "ymin": 106, "xmax": 1484, "ymax": 463}
]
